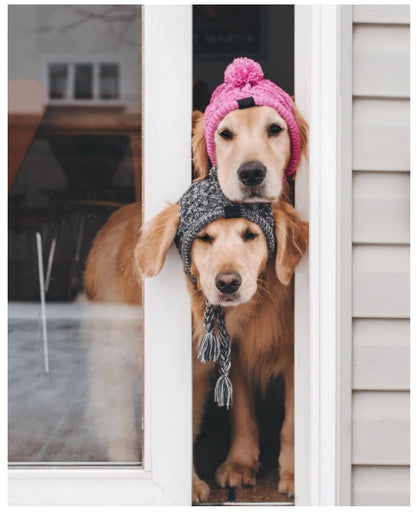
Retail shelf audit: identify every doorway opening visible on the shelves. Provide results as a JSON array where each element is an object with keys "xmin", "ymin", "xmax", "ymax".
[{"xmin": 192, "ymin": 4, "xmax": 295, "ymax": 505}]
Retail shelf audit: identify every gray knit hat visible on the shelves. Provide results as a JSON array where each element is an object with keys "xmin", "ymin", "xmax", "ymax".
[
  {"xmin": 175, "ymin": 167, "xmax": 276, "ymax": 281},
  {"xmin": 175, "ymin": 166, "xmax": 276, "ymax": 408}
]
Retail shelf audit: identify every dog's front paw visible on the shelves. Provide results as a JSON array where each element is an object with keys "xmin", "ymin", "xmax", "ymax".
[
  {"xmin": 215, "ymin": 460, "xmax": 258, "ymax": 488},
  {"xmin": 192, "ymin": 475, "xmax": 210, "ymax": 503},
  {"xmin": 278, "ymin": 473, "xmax": 294, "ymax": 498}
]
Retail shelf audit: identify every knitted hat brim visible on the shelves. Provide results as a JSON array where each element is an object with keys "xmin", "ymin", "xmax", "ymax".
[{"xmin": 180, "ymin": 206, "xmax": 276, "ymax": 282}]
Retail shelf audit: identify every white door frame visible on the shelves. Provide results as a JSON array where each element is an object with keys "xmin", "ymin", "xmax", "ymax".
[
  {"xmin": 294, "ymin": 4, "xmax": 352, "ymax": 506},
  {"xmin": 8, "ymin": 5, "xmax": 193, "ymax": 506},
  {"xmin": 9, "ymin": 4, "xmax": 353, "ymax": 506}
]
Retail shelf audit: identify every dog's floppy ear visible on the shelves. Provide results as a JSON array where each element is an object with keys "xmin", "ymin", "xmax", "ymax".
[
  {"xmin": 273, "ymin": 202, "xmax": 309, "ymax": 286},
  {"xmin": 135, "ymin": 203, "xmax": 180, "ymax": 277},
  {"xmin": 291, "ymin": 98, "xmax": 308, "ymax": 160},
  {"xmin": 192, "ymin": 110, "xmax": 210, "ymax": 181}
]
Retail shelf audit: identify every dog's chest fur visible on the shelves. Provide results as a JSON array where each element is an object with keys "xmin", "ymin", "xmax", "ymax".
[{"xmin": 190, "ymin": 265, "xmax": 293, "ymax": 391}]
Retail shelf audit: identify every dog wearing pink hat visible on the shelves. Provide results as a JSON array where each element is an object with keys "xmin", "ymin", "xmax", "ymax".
[{"xmin": 192, "ymin": 57, "xmax": 308, "ymax": 204}]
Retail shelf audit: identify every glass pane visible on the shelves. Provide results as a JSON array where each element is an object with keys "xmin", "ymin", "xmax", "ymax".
[
  {"xmin": 74, "ymin": 63, "xmax": 93, "ymax": 99},
  {"xmin": 8, "ymin": 5, "xmax": 143, "ymax": 465},
  {"xmin": 49, "ymin": 64, "xmax": 68, "ymax": 99},
  {"xmin": 99, "ymin": 63, "xmax": 119, "ymax": 100}
]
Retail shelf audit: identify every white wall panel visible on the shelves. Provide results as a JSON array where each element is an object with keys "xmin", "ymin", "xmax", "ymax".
[
  {"xmin": 353, "ymin": 5, "xmax": 410, "ymax": 24},
  {"xmin": 352, "ymin": 466, "xmax": 410, "ymax": 506},
  {"xmin": 352, "ymin": 172, "xmax": 410, "ymax": 243},
  {"xmin": 353, "ymin": 25, "xmax": 409, "ymax": 97},
  {"xmin": 352, "ymin": 319, "xmax": 410, "ymax": 390},
  {"xmin": 352, "ymin": 245, "xmax": 410, "ymax": 318},
  {"xmin": 352, "ymin": 391, "xmax": 410, "ymax": 465},
  {"xmin": 352, "ymin": 98, "xmax": 410, "ymax": 171},
  {"xmin": 349, "ymin": 6, "xmax": 410, "ymax": 506}
]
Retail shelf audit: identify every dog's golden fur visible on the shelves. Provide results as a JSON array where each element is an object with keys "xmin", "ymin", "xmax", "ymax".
[
  {"xmin": 192, "ymin": 101, "xmax": 308, "ymax": 204},
  {"xmin": 85, "ymin": 200, "xmax": 308, "ymax": 501},
  {"xmin": 85, "ymin": 203, "xmax": 143, "ymax": 305},
  {"xmin": 84, "ymin": 101, "xmax": 308, "ymax": 502}
]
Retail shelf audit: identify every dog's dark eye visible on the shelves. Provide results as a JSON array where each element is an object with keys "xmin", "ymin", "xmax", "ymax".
[
  {"xmin": 268, "ymin": 123, "xmax": 283, "ymax": 136},
  {"xmin": 219, "ymin": 129, "xmax": 233, "ymax": 140},
  {"xmin": 242, "ymin": 229, "xmax": 258, "ymax": 241},
  {"xmin": 198, "ymin": 233, "xmax": 214, "ymax": 243}
]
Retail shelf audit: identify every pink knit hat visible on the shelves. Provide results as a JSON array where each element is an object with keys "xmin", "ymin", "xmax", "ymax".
[{"xmin": 204, "ymin": 57, "xmax": 301, "ymax": 179}]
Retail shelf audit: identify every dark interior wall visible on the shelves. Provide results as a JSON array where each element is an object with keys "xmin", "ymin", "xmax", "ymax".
[{"xmin": 193, "ymin": 5, "xmax": 294, "ymax": 110}]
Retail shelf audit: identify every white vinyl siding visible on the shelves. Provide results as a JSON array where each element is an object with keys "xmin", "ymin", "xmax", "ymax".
[
  {"xmin": 353, "ymin": 172, "xmax": 410, "ymax": 244},
  {"xmin": 350, "ymin": 5, "xmax": 410, "ymax": 506},
  {"xmin": 352, "ymin": 319, "xmax": 410, "ymax": 391},
  {"xmin": 353, "ymin": 25, "xmax": 410, "ymax": 98},
  {"xmin": 352, "ymin": 245, "xmax": 410, "ymax": 318},
  {"xmin": 352, "ymin": 98, "xmax": 410, "ymax": 171},
  {"xmin": 352, "ymin": 466, "xmax": 410, "ymax": 506}
]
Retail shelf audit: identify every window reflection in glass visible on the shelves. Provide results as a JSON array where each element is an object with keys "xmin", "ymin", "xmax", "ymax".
[
  {"xmin": 100, "ymin": 63, "xmax": 119, "ymax": 100},
  {"xmin": 49, "ymin": 64, "xmax": 68, "ymax": 99},
  {"xmin": 74, "ymin": 63, "xmax": 93, "ymax": 100},
  {"xmin": 8, "ymin": 5, "xmax": 143, "ymax": 465}
]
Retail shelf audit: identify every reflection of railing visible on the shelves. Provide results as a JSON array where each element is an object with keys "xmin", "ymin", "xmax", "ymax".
[
  {"xmin": 9, "ymin": 103, "xmax": 142, "ymax": 301},
  {"xmin": 37, "ymin": 107, "xmax": 142, "ymax": 204},
  {"xmin": 37, "ymin": 106, "xmax": 141, "ymax": 134}
]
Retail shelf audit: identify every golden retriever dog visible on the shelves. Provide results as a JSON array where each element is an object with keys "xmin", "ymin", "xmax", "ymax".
[
  {"xmin": 192, "ymin": 103, "xmax": 308, "ymax": 204},
  {"xmin": 85, "ymin": 197, "xmax": 307, "ymax": 500},
  {"xmin": 132, "ymin": 199, "xmax": 308, "ymax": 502},
  {"xmin": 83, "ymin": 204, "xmax": 144, "ymax": 462}
]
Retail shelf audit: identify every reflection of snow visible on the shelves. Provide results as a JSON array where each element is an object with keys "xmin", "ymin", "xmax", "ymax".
[{"xmin": 8, "ymin": 301, "xmax": 143, "ymax": 464}]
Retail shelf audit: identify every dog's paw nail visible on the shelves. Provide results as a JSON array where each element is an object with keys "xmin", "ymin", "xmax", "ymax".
[
  {"xmin": 278, "ymin": 478, "xmax": 295, "ymax": 498},
  {"xmin": 192, "ymin": 477, "xmax": 210, "ymax": 503},
  {"xmin": 215, "ymin": 461, "xmax": 258, "ymax": 489}
]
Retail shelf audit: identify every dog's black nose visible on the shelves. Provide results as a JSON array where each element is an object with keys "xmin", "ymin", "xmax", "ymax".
[
  {"xmin": 215, "ymin": 272, "xmax": 242, "ymax": 294},
  {"xmin": 237, "ymin": 161, "xmax": 266, "ymax": 187}
]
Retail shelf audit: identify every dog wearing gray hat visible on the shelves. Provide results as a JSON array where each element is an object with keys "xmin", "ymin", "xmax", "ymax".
[{"xmin": 134, "ymin": 168, "xmax": 308, "ymax": 502}]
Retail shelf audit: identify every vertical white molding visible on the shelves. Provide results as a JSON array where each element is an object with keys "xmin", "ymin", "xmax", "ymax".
[
  {"xmin": 143, "ymin": 5, "xmax": 192, "ymax": 504},
  {"xmin": 316, "ymin": 5, "xmax": 338, "ymax": 505},
  {"xmin": 294, "ymin": 5, "xmax": 311, "ymax": 507},
  {"xmin": 337, "ymin": 6, "xmax": 353, "ymax": 506},
  {"xmin": 295, "ymin": 5, "xmax": 352, "ymax": 505}
]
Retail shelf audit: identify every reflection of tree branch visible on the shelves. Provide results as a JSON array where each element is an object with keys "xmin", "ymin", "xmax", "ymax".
[
  {"xmin": 34, "ymin": 5, "xmax": 140, "ymax": 48},
  {"xmin": 69, "ymin": 5, "xmax": 139, "ymax": 24}
]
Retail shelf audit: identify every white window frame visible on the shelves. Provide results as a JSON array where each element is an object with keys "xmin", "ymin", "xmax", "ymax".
[
  {"xmin": 8, "ymin": 5, "xmax": 193, "ymax": 506},
  {"xmin": 294, "ymin": 5, "xmax": 352, "ymax": 506},
  {"xmin": 9, "ymin": 4, "xmax": 352, "ymax": 506},
  {"xmin": 46, "ymin": 59, "xmax": 123, "ymax": 106}
]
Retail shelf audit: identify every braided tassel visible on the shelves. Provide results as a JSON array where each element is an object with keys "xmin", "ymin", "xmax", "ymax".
[
  {"xmin": 214, "ymin": 306, "xmax": 233, "ymax": 409},
  {"xmin": 214, "ymin": 374, "xmax": 233, "ymax": 409},
  {"xmin": 197, "ymin": 301, "xmax": 220, "ymax": 362}
]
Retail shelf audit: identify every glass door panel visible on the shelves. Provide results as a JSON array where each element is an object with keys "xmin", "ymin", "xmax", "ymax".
[{"xmin": 8, "ymin": 4, "xmax": 143, "ymax": 465}]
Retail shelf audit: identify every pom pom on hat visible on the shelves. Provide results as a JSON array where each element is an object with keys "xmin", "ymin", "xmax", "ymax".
[{"xmin": 224, "ymin": 57, "xmax": 264, "ymax": 87}]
